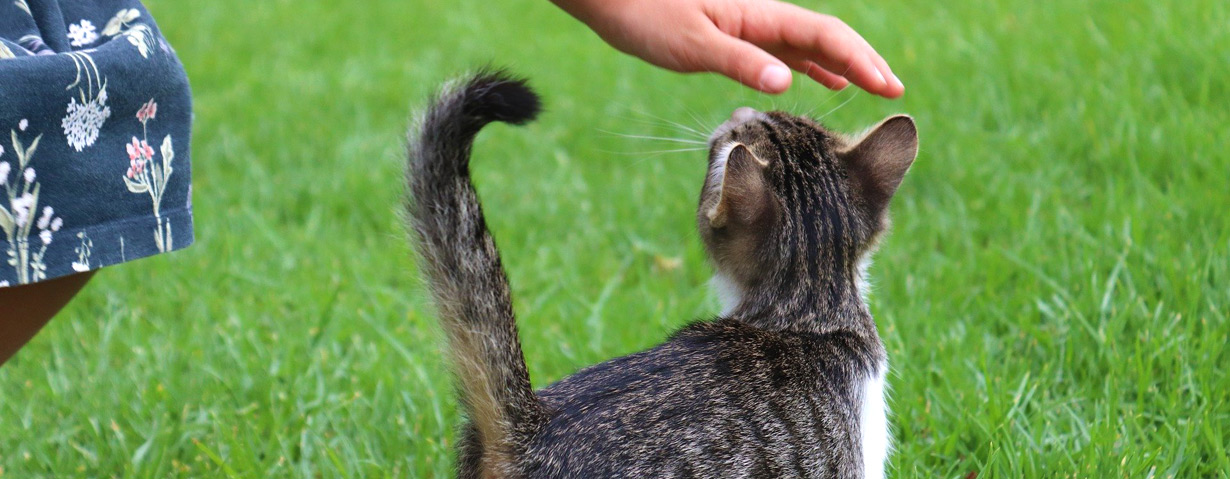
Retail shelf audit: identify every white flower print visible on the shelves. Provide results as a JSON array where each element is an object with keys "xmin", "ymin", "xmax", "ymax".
[
  {"xmin": 62, "ymin": 51, "xmax": 111, "ymax": 152},
  {"xmin": 101, "ymin": 9, "xmax": 154, "ymax": 59},
  {"xmin": 62, "ymin": 86, "xmax": 112, "ymax": 152},
  {"xmin": 56, "ymin": 8, "xmax": 156, "ymax": 153},
  {"xmin": 12, "ymin": 192, "xmax": 33, "ymax": 227},
  {"xmin": 101, "ymin": 9, "xmax": 141, "ymax": 36},
  {"xmin": 27, "ymin": 202, "xmax": 60, "ymax": 257},
  {"xmin": 71, "ymin": 231, "xmax": 93, "ymax": 272},
  {"xmin": 37, "ymin": 206, "xmax": 53, "ymax": 230},
  {"xmin": 125, "ymin": 26, "xmax": 154, "ymax": 58},
  {"xmin": 57, "ymin": 7, "xmax": 160, "ymax": 153},
  {"xmin": 67, "ymin": 20, "xmax": 99, "ymax": 47},
  {"xmin": 1, "ymin": 124, "xmax": 60, "ymax": 284},
  {"xmin": 18, "ymin": 119, "xmax": 26, "ymax": 131}
]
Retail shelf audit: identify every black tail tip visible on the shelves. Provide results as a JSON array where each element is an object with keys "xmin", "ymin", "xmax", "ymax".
[{"xmin": 464, "ymin": 70, "xmax": 541, "ymax": 125}]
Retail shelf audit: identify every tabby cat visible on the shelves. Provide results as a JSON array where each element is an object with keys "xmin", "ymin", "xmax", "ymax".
[{"xmin": 406, "ymin": 70, "xmax": 918, "ymax": 479}]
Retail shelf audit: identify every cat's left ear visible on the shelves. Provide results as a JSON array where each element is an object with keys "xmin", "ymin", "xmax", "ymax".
[
  {"xmin": 708, "ymin": 144, "xmax": 774, "ymax": 229},
  {"xmin": 838, "ymin": 115, "xmax": 919, "ymax": 215}
]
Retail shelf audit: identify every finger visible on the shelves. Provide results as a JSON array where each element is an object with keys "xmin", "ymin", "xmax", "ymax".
[
  {"xmin": 700, "ymin": 31, "xmax": 794, "ymax": 94},
  {"xmin": 785, "ymin": 23, "xmax": 887, "ymax": 95},
  {"xmin": 859, "ymin": 41, "xmax": 904, "ymax": 98},
  {"xmin": 785, "ymin": 60, "xmax": 849, "ymax": 91},
  {"xmin": 804, "ymin": 43, "xmax": 889, "ymax": 97},
  {"xmin": 746, "ymin": 2, "xmax": 899, "ymax": 97},
  {"xmin": 836, "ymin": 49, "xmax": 899, "ymax": 99}
]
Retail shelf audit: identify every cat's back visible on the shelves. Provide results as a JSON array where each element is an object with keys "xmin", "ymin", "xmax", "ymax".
[{"xmin": 519, "ymin": 319, "xmax": 884, "ymax": 478}]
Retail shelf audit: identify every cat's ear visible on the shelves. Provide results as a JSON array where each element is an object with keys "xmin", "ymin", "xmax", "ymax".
[
  {"xmin": 708, "ymin": 144, "xmax": 775, "ymax": 229},
  {"xmin": 839, "ymin": 115, "xmax": 918, "ymax": 214}
]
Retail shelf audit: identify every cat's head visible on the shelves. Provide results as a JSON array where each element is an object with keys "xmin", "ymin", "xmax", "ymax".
[{"xmin": 698, "ymin": 108, "xmax": 918, "ymax": 296}]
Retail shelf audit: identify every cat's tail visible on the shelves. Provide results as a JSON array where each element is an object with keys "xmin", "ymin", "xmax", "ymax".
[{"xmin": 405, "ymin": 70, "xmax": 545, "ymax": 475}]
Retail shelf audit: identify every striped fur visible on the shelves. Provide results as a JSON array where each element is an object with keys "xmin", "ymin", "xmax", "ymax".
[
  {"xmin": 407, "ymin": 71, "xmax": 545, "ymax": 478},
  {"xmin": 407, "ymin": 71, "xmax": 917, "ymax": 478}
]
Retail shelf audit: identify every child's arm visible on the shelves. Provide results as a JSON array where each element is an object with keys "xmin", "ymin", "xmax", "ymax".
[{"xmin": 551, "ymin": 0, "xmax": 903, "ymax": 97}]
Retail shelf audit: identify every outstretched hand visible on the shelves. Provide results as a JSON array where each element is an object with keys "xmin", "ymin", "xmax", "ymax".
[{"xmin": 552, "ymin": 0, "xmax": 904, "ymax": 97}]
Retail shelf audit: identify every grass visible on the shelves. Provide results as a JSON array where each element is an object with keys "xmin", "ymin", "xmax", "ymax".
[{"xmin": 1, "ymin": 0, "xmax": 1227, "ymax": 477}]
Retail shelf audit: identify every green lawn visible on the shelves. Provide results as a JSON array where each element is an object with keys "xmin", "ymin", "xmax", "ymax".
[{"xmin": 2, "ymin": 0, "xmax": 1227, "ymax": 477}]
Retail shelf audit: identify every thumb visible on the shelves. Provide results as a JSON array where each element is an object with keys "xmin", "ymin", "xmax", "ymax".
[{"xmin": 700, "ymin": 33, "xmax": 793, "ymax": 94}]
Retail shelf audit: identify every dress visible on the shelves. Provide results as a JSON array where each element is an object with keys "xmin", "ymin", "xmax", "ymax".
[{"xmin": 0, "ymin": 0, "xmax": 192, "ymax": 287}]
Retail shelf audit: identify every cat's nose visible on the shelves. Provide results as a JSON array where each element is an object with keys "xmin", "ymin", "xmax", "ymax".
[{"xmin": 731, "ymin": 107, "xmax": 759, "ymax": 123}]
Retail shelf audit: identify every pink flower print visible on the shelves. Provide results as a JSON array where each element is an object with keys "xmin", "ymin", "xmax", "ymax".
[
  {"xmin": 125, "ymin": 137, "xmax": 153, "ymax": 178},
  {"xmin": 127, "ymin": 157, "xmax": 145, "ymax": 178},
  {"xmin": 136, "ymin": 100, "xmax": 157, "ymax": 123},
  {"xmin": 127, "ymin": 137, "xmax": 154, "ymax": 161},
  {"xmin": 126, "ymin": 137, "xmax": 153, "ymax": 161}
]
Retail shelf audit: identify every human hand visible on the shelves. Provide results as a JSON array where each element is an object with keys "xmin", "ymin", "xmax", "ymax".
[{"xmin": 551, "ymin": 0, "xmax": 904, "ymax": 97}]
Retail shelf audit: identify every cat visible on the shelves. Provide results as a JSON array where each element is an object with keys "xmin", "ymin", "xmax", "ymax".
[{"xmin": 406, "ymin": 70, "xmax": 918, "ymax": 479}]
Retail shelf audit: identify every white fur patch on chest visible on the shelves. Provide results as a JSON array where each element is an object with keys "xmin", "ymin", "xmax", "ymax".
[
  {"xmin": 860, "ymin": 363, "xmax": 891, "ymax": 479},
  {"xmin": 709, "ymin": 272, "xmax": 744, "ymax": 316}
]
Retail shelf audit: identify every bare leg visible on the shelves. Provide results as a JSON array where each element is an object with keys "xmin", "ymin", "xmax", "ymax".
[{"xmin": 0, "ymin": 271, "xmax": 96, "ymax": 366}]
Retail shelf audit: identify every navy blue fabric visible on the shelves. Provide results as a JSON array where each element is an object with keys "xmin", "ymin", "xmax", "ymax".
[{"xmin": 1, "ymin": 0, "xmax": 192, "ymax": 287}]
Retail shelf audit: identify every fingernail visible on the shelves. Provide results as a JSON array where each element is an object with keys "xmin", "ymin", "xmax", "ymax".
[
  {"xmin": 759, "ymin": 65, "xmax": 792, "ymax": 93},
  {"xmin": 889, "ymin": 72, "xmax": 904, "ymax": 89},
  {"xmin": 873, "ymin": 68, "xmax": 887, "ymax": 87}
]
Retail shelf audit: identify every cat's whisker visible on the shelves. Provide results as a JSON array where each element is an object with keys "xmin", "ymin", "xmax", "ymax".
[
  {"xmin": 600, "ymin": 147, "xmax": 708, "ymax": 165},
  {"xmin": 659, "ymin": 118, "xmax": 709, "ymax": 139},
  {"xmin": 640, "ymin": 147, "xmax": 707, "ymax": 154},
  {"xmin": 625, "ymin": 111, "xmax": 710, "ymax": 140},
  {"xmin": 681, "ymin": 107, "xmax": 716, "ymax": 137},
  {"xmin": 803, "ymin": 63, "xmax": 858, "ymax": 119},
  {"xmin": 618, "ymin": 121, "xmax": 708, "ymax": 142},
  {"xmin": 602, "ymin": 147, "xmax": 707, "ymax": 156},
  {"xmin": 801, "ymin": 89, "xmax": 841, "ymax": 119},
  {"xmin": 600, "ymin": 130, "xmax": 708, "ymax": 145},
  {"xmin": 817, "ymin": 89, "xmax": 860, "ymax": 121}
]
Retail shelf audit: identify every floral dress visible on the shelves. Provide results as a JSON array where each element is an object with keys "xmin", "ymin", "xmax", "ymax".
[{"xmin": 0, "ymin": 0, "xmax": 191, "ymax": 287}]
